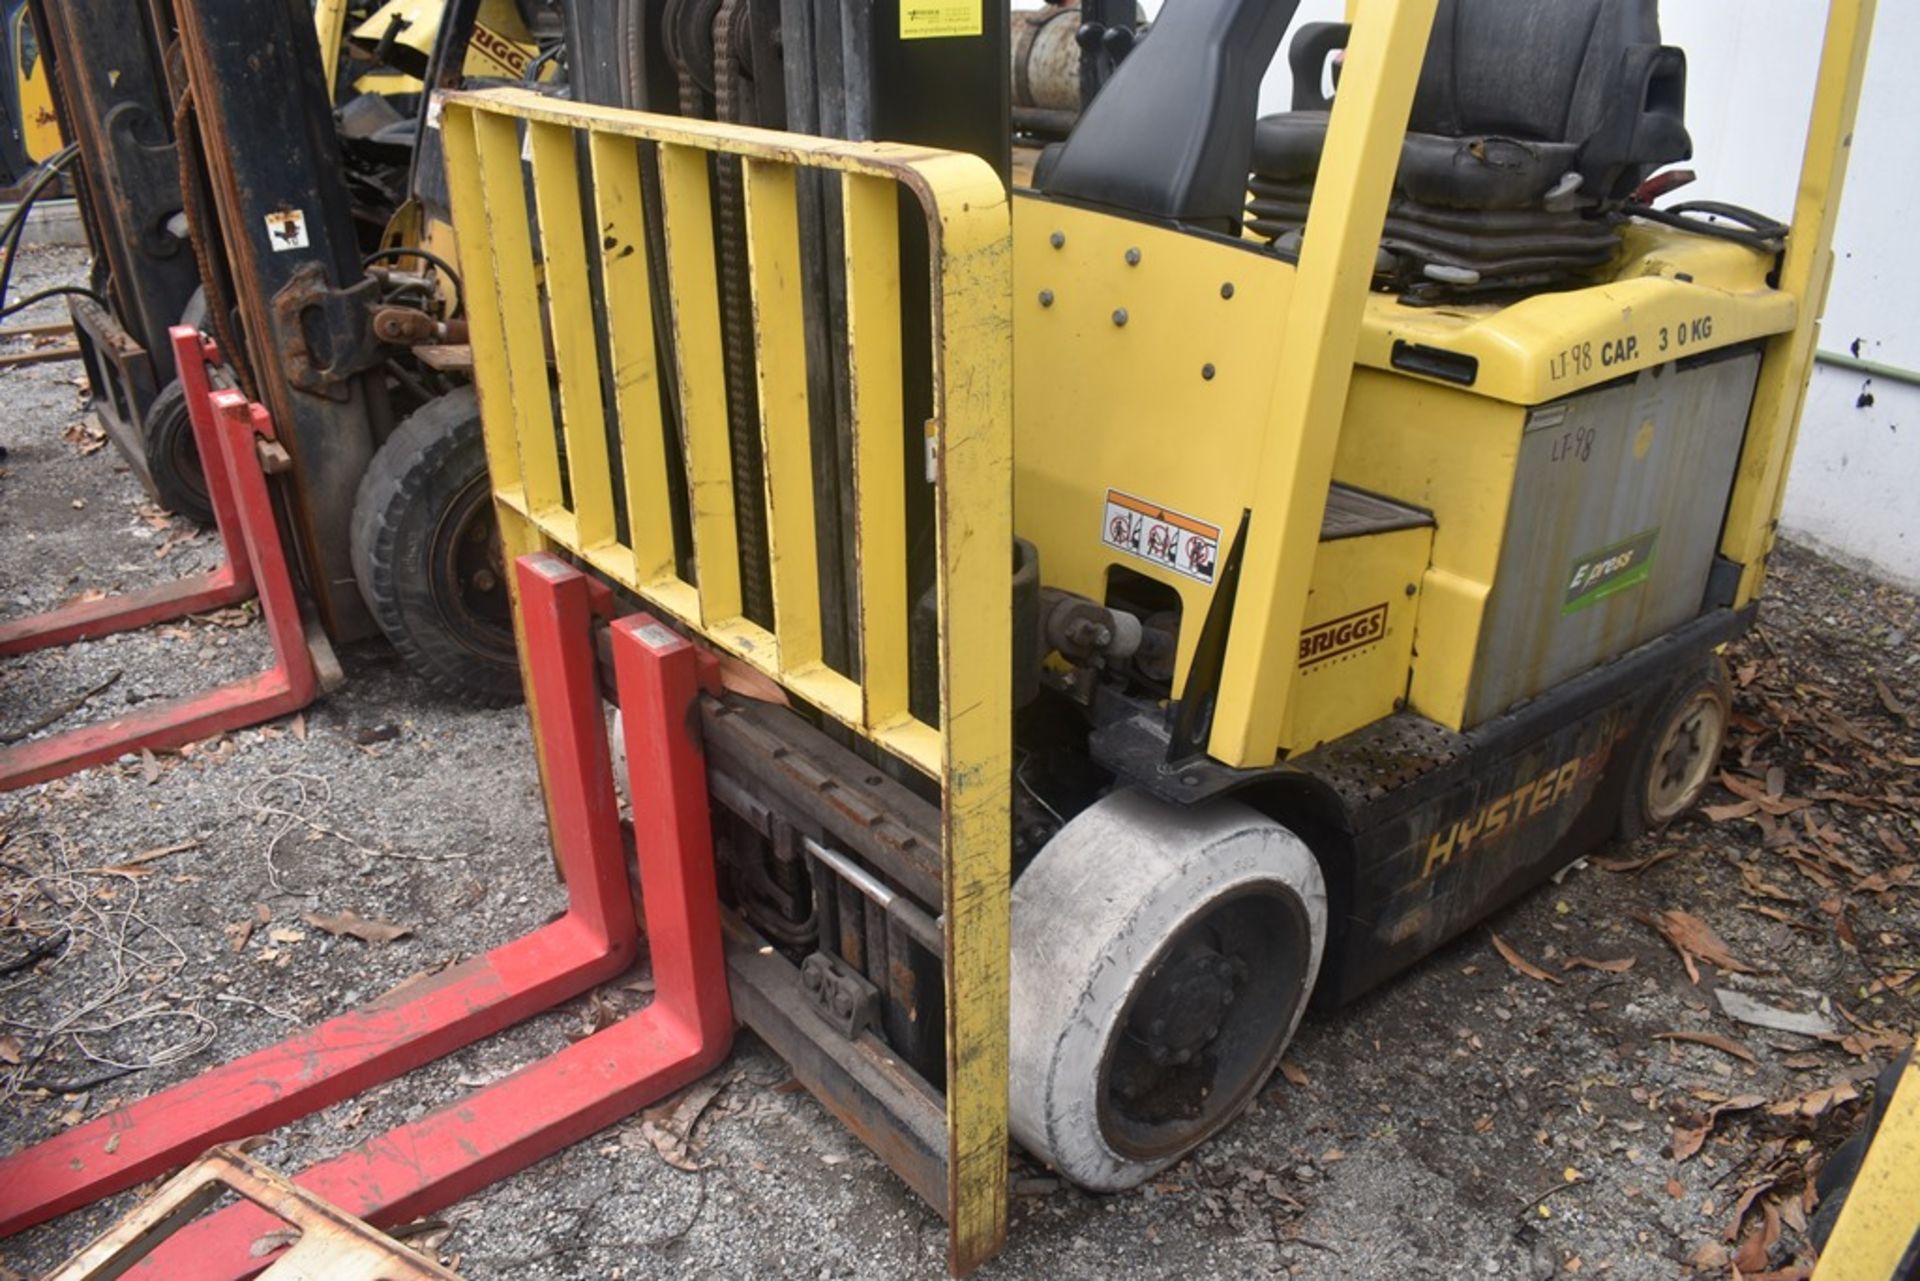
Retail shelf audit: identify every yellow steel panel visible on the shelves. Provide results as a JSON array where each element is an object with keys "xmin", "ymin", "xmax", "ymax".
[
  {"xmin": 1722, "ymin": 0, "xmax": 1876, "ymax": 604},
  {"xmin": 842, "ymin": 172, "xmax": 913, "ymax": 732},
  {"xmin": 658, "ymin": 141, "xmax": 743, "ymax": 627},
  {"xmin": 473, "ymin": 111, "xmax": 565, "ymax": 516},
  {"xmin": 1211, "ymin": 0, "xmax": 1439, "ymax": 769},
  {"xmin": 1352, "ymin": 248, "xmax": 1796, "ymax": 406},
  {"xmin": 743, "ymin": 158, "xmax": 822, "ymax": 674},
  {"xmin": 1009, "ymin": 196, "xmax": 1294, "ymax": 694},
  {"xmin": 1813, "ymin": 1050, "xmax": 1920, "ymax": 1281},
  {"xmin": 528, "ymin": 120, "xmax": 618, "ymax": 551},
  {"xmin": 588, "ymin": 132, "xmax": 678, "ymax": 583},
  {"xmin": 1331, "ymin": 372, "xmax": 1524, "ymax": 729},
  {"xmin": 1284, "ymin": 525, "xmax": 1430, "ymax": 751}
]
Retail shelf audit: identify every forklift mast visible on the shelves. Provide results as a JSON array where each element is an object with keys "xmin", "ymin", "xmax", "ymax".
[
  {"xmin": 170, "ymin": 0, "xmax": 393, "ymax": 641},
  {"xmin": 28, "ymin": 0, "xmax": 200, "ymax": 473}
]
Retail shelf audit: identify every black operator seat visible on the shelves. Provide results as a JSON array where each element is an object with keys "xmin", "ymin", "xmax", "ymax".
[
  {"xmin": 1245, "ymin": 0, "xmax": 1692, "ymax": 295},
  {"xmin": 1256, "ymin": 0, "xmax": 1691, "ymax": 214},
  {"xmin": 1036, "ymin": 0, "xmax": 1307, "ymax": 233}
]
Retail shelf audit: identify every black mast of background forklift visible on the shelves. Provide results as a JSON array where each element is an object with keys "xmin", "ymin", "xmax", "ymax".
[
  {"xmin": 169, "ymin": 0, "xmax": 391, "ymax": 641},
  {"xmin": 29, "ymin": 0, "xmax": 199, "ymax": 493}
]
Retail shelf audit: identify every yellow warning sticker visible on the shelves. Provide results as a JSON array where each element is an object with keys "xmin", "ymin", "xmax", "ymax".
[{"xmin": 901, "ymin": 0, "xmax": 981, "ymax": 39}]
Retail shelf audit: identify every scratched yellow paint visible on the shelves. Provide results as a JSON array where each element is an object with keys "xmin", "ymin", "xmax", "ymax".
[
  {"xmin": 1721, "ymin": 0, "xmax": 1876, "ymax": 606},
  {"xmin": 1812, "ymin": 1045, "xmax": 1920, "ymax": 1281},
  {"xmin": 442, "ymin": 90, "xmax": 1014, "ymax": 1271}
]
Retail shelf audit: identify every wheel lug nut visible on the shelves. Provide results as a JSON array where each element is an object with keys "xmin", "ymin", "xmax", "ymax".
[
  {"xmin": 1149, "ymin": 1018, "xmax": 1166, "ymax": 1038},
  {"xmin": 1172, "ymin": 1048, "xmax": 1191, "ymax": 1065},
  {"xmin": 1204, "ymin": 1025, "xmax": 1219, "ymax": 1041},
  {"xmin": 472, "ymin": 569, "xmax": 497, "ymax": 591}
]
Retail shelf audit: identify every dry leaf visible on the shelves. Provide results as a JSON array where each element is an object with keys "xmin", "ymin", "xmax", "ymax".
[
  {"xmin": 1874, "ymin": 677, "xmax": 1908, "ymax": 718},
  {"xmin": 1671, "ymin": 1124, "xmax": 1709, "ymax": 1162},
  {"xmin": 1864, "ymin": 970, "xmax": 1917, "ymax": 997},
  {"xmin": 1765, "ymin": 1081, "xmax": 1858, "ymax": 1119},
  {"xmin": 1653, "ymin": 1030, "xmax": 1758, "ymax": 1064},
  {"xmin": 290, "ymin": 713, "xmax": 308, "ymax": 741},
  {"xmin": 1591, "ymin": 847, "xmax": 1685, "ymax": 875},
  {"xmin": 139, "ymin": 749, "xmax": 161, "ymax": 785},
  {"xmin": 1854, "ymin": 863, "xmax": 1915, "ymax": 896},
  {"xmin": 1279, "ymin": 1058, "xmax": 1310, "ymax": 1089},
  {"xmin": 0, "ymin": 1033, "xmax": 21, "ymax": 1065},
  {"xmin": 303, "ymin": 910, "xmax": 413, "ymax": 944},
  {"xmin": 1732, "ymin": 1200, "xmax": 1782, "ymax": 1273},
  {"xmin": 1671, "ymin": 1095, "xmax": 1766, "ymax": 1162},
  {"xmin": 1703, "ymin": 800, "xmax": 1761, "ymax": 823},
  {"xmin": 1719, "ymin": 772, "xmax": 1812, "ymax": 816},
  {"xmin": 1562, "ymin": 955, "xmax": 1635, "ymax": 974},
  {"xmin": 1740, "ymin": 864, "xmax": 1796, "ymax": 903},
  {"xmin": 1490, "ymin": 932, "xmax": 1563, "ymax": 985},
  {"xmin": 639, "ymin": 1076, "xmax": 728, "ymax": 1172},
  {"xmin": 1645, "ymin": 909, "xmax": 1758, "ymax": 981},
  {"xmin": 1726, "ymin": 1180, "xmax": 1779, "ymax": 1242}
]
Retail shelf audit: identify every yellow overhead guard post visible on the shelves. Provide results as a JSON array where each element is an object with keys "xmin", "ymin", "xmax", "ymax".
[
  {"xmin": 1719, "ymin": 0, "xmax": 1876, "ymax": 607},
  {"xmin": 439, "ymin": 89, "xmax": 1015, "ymax": 1272},
  {"xmin": 1208, "ymin": 0, "xmax": 1440, "ymax": 769}
]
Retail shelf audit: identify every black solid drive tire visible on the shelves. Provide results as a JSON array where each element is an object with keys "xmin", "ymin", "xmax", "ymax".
[
  {"xmin": 351, "ymin": 388, "xmax": 521, "ymax": 706},
  {"xmin": 142, "ymin": 378, "xmax": 214, "ymax": 527},
  {"xmin": 1009, "ymin": 791, "xmax": 1327, "ymax": 1191}
]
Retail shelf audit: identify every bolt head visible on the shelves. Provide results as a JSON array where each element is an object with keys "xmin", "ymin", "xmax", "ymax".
[
  {"xmin": 1124, "ymin": 247, "xmax": 1141, "ymax": 266},
  {"xmin": 1039, "ymin": 288, "xmax": 1055, "ymax": 307},
  {"xmin": 1049, "ymin": 230, "xmax": 1066, "ymax": 249},
  {"xmin": 1112, "ymin": 308, "xmax": 1129, "ymax": 327},
  {"xmin": 1201, "ymin": 363, "xmax": 1216, "ymax": 380},
  {"xmin": 1220, "ymin": 282, "xmax": 1236, "ymax": 299}
]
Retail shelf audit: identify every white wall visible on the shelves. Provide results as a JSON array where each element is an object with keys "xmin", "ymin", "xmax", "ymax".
[{"xmin": 1122, "ymin": 0, "xmax": 1919, "ymax": 586}]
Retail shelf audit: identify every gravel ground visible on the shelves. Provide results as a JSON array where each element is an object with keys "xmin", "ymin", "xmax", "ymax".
[{"xmin": 3, "ymin": 242, "xmax": 1915, "ymax": 1280}]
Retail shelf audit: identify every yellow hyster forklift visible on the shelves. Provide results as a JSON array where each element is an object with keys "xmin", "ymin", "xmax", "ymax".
[{"xmin": 435, "ymin": 0, "xmax": 1885, "ymax": 1267}]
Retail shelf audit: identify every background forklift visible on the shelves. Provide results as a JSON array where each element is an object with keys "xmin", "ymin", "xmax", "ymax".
[
  {"xmin": 0, "ymin": 0, "xmax": 61, "ymax": 191},
  {"xmin": 12, "ymin": 0, "xmax": 553, "ymax": 705}
]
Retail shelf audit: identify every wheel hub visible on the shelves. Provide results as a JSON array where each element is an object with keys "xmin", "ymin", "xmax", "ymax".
[
  {"xmin": 1646, "ymin": 689, "xmax": 1726, "ymax": 823},
  {"xmin": 428, "ymin": 478, "xmax": 515, "ymax": 662},
  {"xmin": 1097, "ymin": 884, "xmax": 1307, "ymax": 1162},
  {"xmin": 1128, "ymin": 946, "xmax": 1241, "ymax": 1068}
]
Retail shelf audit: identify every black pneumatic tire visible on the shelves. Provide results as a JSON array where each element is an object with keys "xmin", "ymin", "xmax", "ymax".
[
  {"xmin": 1619, "ymin": 656, "xmax": 1732, "ymax": 842},
  {"xmin": 142, "ymin": 378, "xmax": 214, "ymax": 527},
  {"xmin": 351, "ymin": 388, "xmax": 521, "ymax": 706}
]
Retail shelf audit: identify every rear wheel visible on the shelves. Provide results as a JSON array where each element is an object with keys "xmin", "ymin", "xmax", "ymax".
[
  {"xmin": 1621, "ymin": 657, "xmax": 1731, "ymax": 840},
  {"xmin": 350, "ymin": 388, "xmax": 520, "ymax": 705},
  {"xmin": 1009, "ymin": 790, "xmax": 1326, "ymax": 1191}
]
